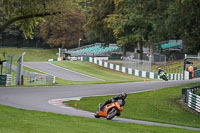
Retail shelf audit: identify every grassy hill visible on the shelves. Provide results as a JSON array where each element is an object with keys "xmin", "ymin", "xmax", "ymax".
[
  {"xmin": 0, "ymin": 82, "xmax": 200, "ymax": 133},
  {"xmin": 0, "ymin": 48, "xmax": 199, "ymax": 132},
  {"xmin": 0, "ymin": 104, "xmax": 198, "ymax": 133},
  {"xmin": 0, "ymin": 48, "xmax": 154, "ymax": 86},
  {"xmin": 0, "ymin": 48, "xmax": 58, "ymax": 65},
  {"xmin": 53, "ymin": 61, "xmax": 153, "ymax": 85},
  {"xmin": 65, "ymin": 82, "xmax": 200, "ymax": 128}
]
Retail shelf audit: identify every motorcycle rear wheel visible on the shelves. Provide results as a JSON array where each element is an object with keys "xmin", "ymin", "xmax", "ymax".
[{"xmin": 163, "ymin": 76, "xmax": 168, "ymax": 81}]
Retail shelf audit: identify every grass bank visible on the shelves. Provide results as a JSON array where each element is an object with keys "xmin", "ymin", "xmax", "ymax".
[
  {"xmin": 0, "ymin": 104, "xmax": 199, "ymax": 133},
  {"xmin": 53, "ymin": 61, "xmax": 153, "ymax": 85},
  {"xmin": 65, "ymin": 82, "xmax": 200, "ymax": 128},
  {"xmin": 0, "ymin": 48, "xmax": 57, "ymax": 65},
  {"xmin": 1, "ymin": 48, "xmax": 155, "ymax": 86}
]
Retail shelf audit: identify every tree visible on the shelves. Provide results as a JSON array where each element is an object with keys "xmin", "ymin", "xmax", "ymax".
[
  {"xmin": 105, "ymin": 0, "xmax": 151, "ymax": 58},
  {"xmin": 166, "ymin": 0, "xmax": 200, "ymax": 53},
  {"xmin": 0, "ymin": 0, "xmax": 74, "ymax": 39},
  {"xmin": 40, "ymin": 9, "xmax": 85, "ymax": 48},
  {"xmin": 85, "ymin": 0, "xmax": 116, "ymax": 43},
  {"xmin": 105, "ymin": 0, "xmax": 171, "ymax": 59}
]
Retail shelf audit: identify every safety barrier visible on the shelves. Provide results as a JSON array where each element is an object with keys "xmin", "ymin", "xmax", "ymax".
[
  {"xmin": 6, "ymin": 64, "xmax": 55, "ymax": 85},
  {"xmin": 88, "ymin": 57, "xmax": 188, "ymax": 80},
  {"xmin": 49, "ymin": 56, "xmax": 90, "ymax": 62},
  {"xmin": 0, "ymin": 74, "xmax": 12, "ymax": 86},
  {"xmin": 194, "ymin": 69, "xmax": 200, "ymax": 78},
  {"xmin": 0, "ymin": 75, "xmax": 6, "ymax": 86},
  {"xmin": 182, "ymin": 85, "xmax": 200, "ymax": 113},
  {"xmin": 6, "ymin": 74, "xmax": 12, "ymax": 86},
  {"xmin": 48, "ymin": 56, "xmax": 189, "ymax": 80}
]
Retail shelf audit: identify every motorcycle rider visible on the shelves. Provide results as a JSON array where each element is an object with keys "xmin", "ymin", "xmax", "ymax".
[
  {"xmin": 158, "ymin": 67, "xmax": 168, "ymax": 81},
  {"xmin": 100, "ymin": 92, "xmax": 127, "ymax": 111},
  {"xmin": 158, "ymin": 68, "xmax": 164, "ymax": 76}
]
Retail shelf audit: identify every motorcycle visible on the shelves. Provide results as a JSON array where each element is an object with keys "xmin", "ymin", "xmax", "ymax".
[
  {"xmin": 94, "ymin": 99, "xmax": 124, "ymax": 120},
  {"xmin": 159, "ymin": 71, "xmax": 168, "ymax": 81}
]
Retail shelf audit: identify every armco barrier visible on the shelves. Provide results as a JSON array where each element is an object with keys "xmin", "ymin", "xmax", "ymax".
[
  {"xmin": 6, "ymin": 74, "xmax": 12, "ymax": 86},
  {"xmin": 48, "ymin": 56, "xmax": 190, "ymax": 80},
  {"xmin": 7, "ymin": 63, "xmax": 55, "ymax": 85},
  {"xmin": 0, "ymin": 75, "xmax": 6, "ymax": 86},
  {"xmin": 0, "ymin": 74, "xmax": 12, "ymax": 86},
  {"xmin": 182, "ymin": 85, "xmax": 200, "ymax": 113},
  {"xmin": 188, "ymin": 92, "xmax": 200, "ymax": 113},
  {"xmin": 48, "ymin": 56, "xmax": 89, "ymax": 62}
]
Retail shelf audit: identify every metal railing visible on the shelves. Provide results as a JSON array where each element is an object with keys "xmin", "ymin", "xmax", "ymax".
[
  {"xmin": 182, "ymin": 85, "xmax": 200, "ymax": 113},
  {"xmin": 188, "ymin": 92, "xmax": 200, "ymax": 113},
  {"xmin": 5, "ymin": 63, "xmax": 55, "ymax": 85},
  {"xmin": 122, "ymin": 57, "xmax": 151, "ymax": 72}
]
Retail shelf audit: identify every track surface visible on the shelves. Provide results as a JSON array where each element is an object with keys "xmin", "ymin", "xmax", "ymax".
[
  {"xmin": 0, "ymin": 79, "xmax": 200, "ymax": 131},
  {"xmin": 24, "ymin": 62, "xmax": 100, "ymax": 81}
]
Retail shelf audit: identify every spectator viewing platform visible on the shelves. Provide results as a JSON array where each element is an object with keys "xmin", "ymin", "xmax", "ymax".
[
  {"xmin": 161, "ymin": 40, "xmax": 183, "ymax": 50},
  {"xmin": 67, "ymin": 43, "xmax": 120, "ymax": 57}
]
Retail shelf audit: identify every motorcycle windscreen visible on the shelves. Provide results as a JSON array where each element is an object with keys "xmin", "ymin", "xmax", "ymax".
[{"xmin": 118, "ymin": 99, "xmax": 124, "ymax": 106}]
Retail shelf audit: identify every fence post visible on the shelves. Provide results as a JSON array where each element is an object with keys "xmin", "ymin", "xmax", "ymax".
[
  {"xmin": 182, "ymin": 88, "xmax": 188, "ymax": 103},
  {"xmin": 58, "ymin": 48, "xmax": 61, "ymax": 58},
  {"xmin": 16, "ymin": 52, "xmax": 26, "ymax": 85}
]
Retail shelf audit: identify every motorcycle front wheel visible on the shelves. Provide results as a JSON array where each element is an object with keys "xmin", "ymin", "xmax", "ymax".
[
  {"xmin": 94, "ymin": 112, "xmax": 100, "ymax": 118},
  {"xmin": 106, "ymin": 108, "xmax": 118, "ymax": 120}
]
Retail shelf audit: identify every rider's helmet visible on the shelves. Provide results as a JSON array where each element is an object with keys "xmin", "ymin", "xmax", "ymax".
[
  {"xmin": 120, "ymin": 92, "xmax": 127, "ymax": 99},
  {"xmin": 158, "ymin": 68, "xmax": 161, "ymax": 70}
]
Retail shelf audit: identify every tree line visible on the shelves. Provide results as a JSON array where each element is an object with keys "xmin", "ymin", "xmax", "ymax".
[{"xmin": 0, "ymin": 0, "xmax": 200, "ymax": 56}]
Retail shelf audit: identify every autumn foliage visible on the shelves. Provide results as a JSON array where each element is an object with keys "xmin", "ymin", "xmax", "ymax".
[{"xmin": 40, "ymin": 9, "xmax": 85, "ymax": 48}]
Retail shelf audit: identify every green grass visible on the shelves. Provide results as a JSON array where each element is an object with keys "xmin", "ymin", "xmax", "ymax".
[
  {"xmin": 197, "ymin": 89, "xmax": 200, "ymax": 95},
  {"xmin": 151, "ymin": 60, "xmax": 184, "ymax": 73},
  {"xmin": 0, "ymin": 48, "xmax": 57, "ymax": 86},
  {"xmin": 53, "ymin": 61, "xmax": 153, "ymax": 84},
  {"xmin": 0, "ymin": 48, "xmax": 57, "ymax": 65},
  {"xmin": 1, "ymin": 65, "xmax": 52, "ymax": 86},
  {"xmin": 1, "ymin": 48, "xmax": 155, "ymax": 86},
  {"xmin": 0, "ymin": 104, "xmax": 199, "ymax": 133},
  {"xmin": 65, "ymin": 82, "xmax": 200, "ymax": 128}
]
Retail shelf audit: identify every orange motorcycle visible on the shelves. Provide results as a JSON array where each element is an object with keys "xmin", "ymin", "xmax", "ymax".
[{"xmin": 94, "ymin": 99, "xmax": 124, "ymax": 120}]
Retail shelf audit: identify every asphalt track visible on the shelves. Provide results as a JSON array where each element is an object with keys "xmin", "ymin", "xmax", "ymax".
[
  {"xmin": 24, "ymin": 62, "xmax": 100, "ymax": 81},
  {"xmin": 1, "ymin": 79, "xmax": 200, "ymax": 131}
]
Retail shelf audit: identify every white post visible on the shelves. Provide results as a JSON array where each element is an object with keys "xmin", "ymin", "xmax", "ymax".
[
  {"xmin": 53, "ymin": 76, "xmax": 56, "ymax": 84},
  {"xmin": 16, "ymin": 52, "xmax": 26, "ymax": 85},
  {"xmin": 185, "ymin": 54, "xmax": 187, "ymax": 59},
  {"xmin": 58, "ymin": 48, "xmax": 61, "ymax": 58}
]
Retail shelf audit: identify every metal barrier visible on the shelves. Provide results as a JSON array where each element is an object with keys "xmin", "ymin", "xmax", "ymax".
[
  {"xmin": 6, "ymin": 74, "xmax": 12, "ymax": 86},
  {"xmin": 188, "ymin": 92, "xmax": 200, "ymax": 113},
  {"xmin": 22, "ymin": 69, "xmax": 55, "ymax": 85},
  {"xmin": 182, "ymin": 85, "xmax": 200, "ymax": 113},
  {"xmin": 126, "ymin": 53, "xmax": 166, "ymax": 63},
  {"xmin": 122, "ymin": 57, "xmax": 151, "ymax": 72},
  {"xmin": 7, "ymin": 63, "xmax": 55, "ymax": 85},
  {"xmin": 0, "ymin": 75, "xmax": 6, "ymax": 86},
  {"xmin": 0, "ymin": 74, "xmax": 12, "ymax": 86}
]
